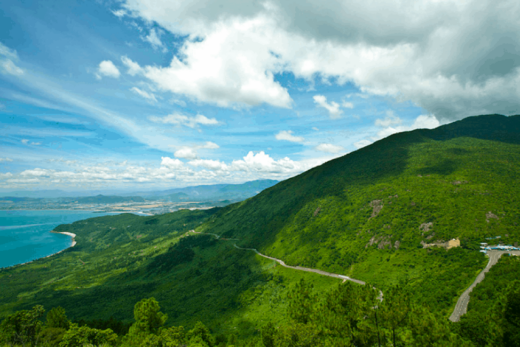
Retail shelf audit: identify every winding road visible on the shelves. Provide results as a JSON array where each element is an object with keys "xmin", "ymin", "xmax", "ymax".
[
  {"xmin": 449, "ymin": 250, "xmax": 520, "ymax": 322},
  {"xmin": 189, "ymin": 230, "xmax": 367, "ymax": 286}
]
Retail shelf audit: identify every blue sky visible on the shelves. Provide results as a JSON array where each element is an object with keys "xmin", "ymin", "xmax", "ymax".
[{"xmin": 1, "ymin": 0, "xmax": 519, "ymax": 192}]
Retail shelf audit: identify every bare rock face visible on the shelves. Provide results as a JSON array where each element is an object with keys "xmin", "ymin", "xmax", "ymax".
[
  {"xmin": 486, "ymin": 211, "xmax": 499, "ymax": 223},
  {"xmin": 426, "ymin": 232, "xmax": 436, "ymax": 240},
  {"xmin": 394, "ymin": 240, "xmax": 401, "ymax": 249},
  {"xmin": 378, "ymin": 236, "xmax": 392, "ymax": 249},
  {"xmin": 313, "ymin": 207, "xmax": 321, "ymax": 217},
  {"xmin": 419, "ymin": 222, "xmax": 433, "ymax": 232},
  {"xmin": 365, "ymin": 236, "xmax": 377, "ymax": 248},
  {"xmin": 369, "ymin": 200, "xmax": 383, "ymax": 218}
]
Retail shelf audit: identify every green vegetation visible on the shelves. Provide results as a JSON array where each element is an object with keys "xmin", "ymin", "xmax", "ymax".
[{"xmin": 1, "ymin": 114, "xmax": 520, "ymax": 345}]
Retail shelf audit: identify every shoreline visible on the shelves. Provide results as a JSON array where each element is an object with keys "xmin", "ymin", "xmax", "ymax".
[{"xmin": 51, "ymin": 230, "xmax": 77, "ymax": 247}]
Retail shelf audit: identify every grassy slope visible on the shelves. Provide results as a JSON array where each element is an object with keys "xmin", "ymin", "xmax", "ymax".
[{"xmin": 197, "ymin": 114, "xmax": 520, "ymax": 315}]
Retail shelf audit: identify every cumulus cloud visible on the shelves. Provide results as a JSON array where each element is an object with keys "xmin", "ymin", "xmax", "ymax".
[
  {"xmin": 174, "ymin": 141, "xmax": 220, "ymax": 160},
  {"xmin": 0, "ymin": 152, "xmax": 333, "ymax": 189},
  {"xmin": 117, "ymin": 0, "xmax": 520, "ymax": 119},
  {"xmin": 96, "ymin": 60, "xmax": 120, "ymax": 79},
  {"xmin": 149, "ymin": 113, "xmax": 220, "ymax": 128},
  {"xmin": 313, "ymin": 95, "xmax": 342, "ymax": 119},
  {"xmin": 0, "ymin": 42, "xmax": 24, "ymax": 76},
  {"xmin": 275, "ymin": 130, "xmax": 304, "ymax": 143},
  {"xmin": 315, "ymin": 143, "xmax": 344, "ymax": 153},
  {"xmin": 130, "ymin": 87, "xmax": 157, "ymax": 102}
]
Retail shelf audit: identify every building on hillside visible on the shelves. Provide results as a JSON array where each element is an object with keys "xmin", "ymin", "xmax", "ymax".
[{"xmin": 446, "ymin": 238, "xmax": 461, "ymax": 249}]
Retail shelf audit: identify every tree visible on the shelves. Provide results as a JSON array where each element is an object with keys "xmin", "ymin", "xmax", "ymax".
[
  {"xmin": 46, "ymin": 306, "xmax": 70, "ymax": 330},
  {"xmin": 186, "ymin": 321, "xmax": 214, "ymax": 347},
  {"xmin": 287, "ymin": 279, "xmax": 317, "ymax": 325},
  {"xmin": 380, "ymin": 286, "xmax": 410, "ymax": 347},
  {"xmin": 0, "ymin": 305, "xmax": 44, "ymax": 347},
  {"xmin": 59, "ymin": 323, "xmax": 118, "ymax": 347},
  {"xmin": 503, "ymin": 286, "xmax": 520, "ymax": 347},
  {"xmin": 129, "ymin": 297, "xmax": 168, "ymax": 336}
]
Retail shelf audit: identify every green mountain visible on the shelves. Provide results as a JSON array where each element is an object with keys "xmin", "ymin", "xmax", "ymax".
[{"xmin": 1, "ymin": 114, "xmax": 520, "ymax": 345}]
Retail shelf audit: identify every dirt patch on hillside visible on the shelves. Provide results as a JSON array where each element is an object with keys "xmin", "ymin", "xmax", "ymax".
[{"xmin": 313, "ymin": 207, "xmax": 321, "ymax": 217}]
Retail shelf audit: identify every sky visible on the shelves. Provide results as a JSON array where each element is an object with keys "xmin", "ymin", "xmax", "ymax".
[{"xmin": 1, "ymin": 0, "xmax": 519, "ymax": 192}]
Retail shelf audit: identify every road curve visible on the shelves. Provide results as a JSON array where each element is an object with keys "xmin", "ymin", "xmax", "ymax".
[
  {"xmin": 449, "ymin": 250, "xmax": 520, "ymax": 322},
  {"xmin": 233, "ymin": 243, "xmax": 366, "ymax": 285}
]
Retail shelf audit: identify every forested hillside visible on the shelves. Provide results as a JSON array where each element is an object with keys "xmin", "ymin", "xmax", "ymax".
[{"xmin": 1, "ymin": 114, "xmax": 520, "ymax": 346}]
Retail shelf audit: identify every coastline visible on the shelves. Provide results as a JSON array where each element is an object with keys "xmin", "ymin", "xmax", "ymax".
[{"xmin": 51, "ymin": 230, "xmax": 77, "ymax": 247}]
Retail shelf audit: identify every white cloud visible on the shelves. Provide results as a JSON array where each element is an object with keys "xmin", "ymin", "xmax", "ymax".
[
  {"xmin": 313, "ymin": 95, "xmax": 342, "ymax": 119},
  {"xmin": 20, "ymin": 139, "xmax": 41, "ymax": 146},
  {"xmin": 0, "ymin": 152, "xmax": 335, "ymax": 189},
  {"xmin": 160, "ymin": 157, "xmax": 185, "ymax": 169},
  {"xmin": 121, "ymin": 56, "xmax": 143, "ymax": 76},
  {"xmin": 143, "ymin": 28, "xmax": 165, "ymax": 50},
  {"xmin": 375, "ymin": 112, "xmax": 403, "ymax": 127},
  {"xmin": 200, "ymin": 141, "xmax": 219, "ymax": 149},
  {"xmin": 174, "ymin": 147, "xmax": 198, "ymax": 160},
  {"xmin": 0, "ymin": 158, "xmax": 13, "ymax": 162},
  {"xmin": 149, "ymin": 113, "xmax": 220, "ymax": 128},
  {"xmin": 112, "ymin": 9, "xmax": 127, "ymax": 18},
  {"xmin": 188, "ymin": 159, "xmax": 228, "ymax": 171},
  {"xmin": 96, "ymin": 60, "xmax": 120, "ymax": 79},
  {"xmin": 342, "ymin": 101, "xmax": 354, "ymax": 109},
  {"xmin": 0, "ymin": 42, "xmax": 24, "ymax": 76},
  {"xmin": 315, "ymin": 143, "xmax": 344, "ymax": 153},
  {"xmin": 130, "ymin": 87, "xmax": 157, "ymax": 102},
  {"xmin": 354, "ymin": 140, "xmax": 373, "ymax": 149},
  {"xmin": 412, "ymin": 115, "xmax": 441, "ymax": 129},
  {"xmin": 117, "ymin": 0, "xmax": 520, "ymax": 119},
  {"xmin": 174, "ymin": 141, "xmax": 220, "ymax": 160},
  {"xmin": 375, "ymin": 114, "xmax": 441, "ymax": 140},
  {"xmin": 275, "ymin": 130, "xmax": 304, "ymax": 143},
  {"xmin": 312, "ymin": 127, "xmax": 319, "ymax": 131}
]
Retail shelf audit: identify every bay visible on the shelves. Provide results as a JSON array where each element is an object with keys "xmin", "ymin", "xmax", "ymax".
[{"xmin": 0, "ymin": 210, "xmax": 116, "ymax": 268}]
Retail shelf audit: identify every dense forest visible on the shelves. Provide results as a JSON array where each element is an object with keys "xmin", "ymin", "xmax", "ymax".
[
  {"xmin": 1, "ymin": 273, "xmax": 519, "ymax": 346},
  {"xmin": 1, "ymin": 114, "xmax": 520, "ymax": 346}
]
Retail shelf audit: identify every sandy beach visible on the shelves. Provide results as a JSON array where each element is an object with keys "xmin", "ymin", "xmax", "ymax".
[{"xmin": 51, "ymin": 230, "xmax": 77, "ymax": 247}]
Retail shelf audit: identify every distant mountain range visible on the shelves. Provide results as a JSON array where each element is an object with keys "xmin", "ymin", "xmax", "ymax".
[
  {"xmin": 0, "ymin": 179, "xmax": 279, "ymax": 202},
  {"xmin": 143, "ymin": 179, "xmax": 279, "ymax": 202}
]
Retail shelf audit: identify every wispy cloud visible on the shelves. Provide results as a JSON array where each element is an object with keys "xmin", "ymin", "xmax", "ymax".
[
  {"xmin": 149, "ymin": 113, "xmax": 220, "ymax": 129},
  {"xmin": 0, "ymin": 42, "xmax": 24, "ymax": 76},
  {"xmin": 130, "ymin": 87, "xmax": 157, "ymax": 103}
]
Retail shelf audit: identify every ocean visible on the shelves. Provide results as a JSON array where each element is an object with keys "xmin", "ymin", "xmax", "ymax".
[{"xmin": 0, "ymin": 210, "xmax": 116, "ymax": 268}]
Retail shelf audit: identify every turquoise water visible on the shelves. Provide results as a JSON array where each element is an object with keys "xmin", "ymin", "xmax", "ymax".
[{"xmin": 0, "ymin": 210, "xmax": 115, "ymax": 268}]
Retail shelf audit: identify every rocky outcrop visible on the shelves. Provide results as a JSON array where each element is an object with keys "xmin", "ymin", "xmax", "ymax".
[
  {"xmin": 486, "ymin": 211, "xmax": 499, "ymax": 223},
  {"xmin": 369, "ymin": 200, "xmax": 383, "ymax": 218}
]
